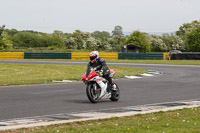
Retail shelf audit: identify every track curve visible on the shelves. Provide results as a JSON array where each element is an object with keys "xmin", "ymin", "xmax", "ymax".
[{"xmin": 0, "ymin": 60, "xmax": 200, "ymax": 120}]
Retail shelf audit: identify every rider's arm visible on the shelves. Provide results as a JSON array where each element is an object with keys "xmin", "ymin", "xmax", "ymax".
[{"xmin": 99, "ymin": 58, "xmax": 108, "ymax": 71}]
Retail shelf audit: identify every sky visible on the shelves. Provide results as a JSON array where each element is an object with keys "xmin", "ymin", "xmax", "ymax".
[{"xmin": 0, "ymin": 0, "xmax": 200, "ymax": 34}]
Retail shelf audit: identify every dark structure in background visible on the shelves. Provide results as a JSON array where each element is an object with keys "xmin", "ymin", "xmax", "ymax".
[
  {"xmin": 171, "ymin": 53, "xmax": 200, "ymax": 60},
  {"xmin": 122, "ymin": 44, "xmax": 141, "ymax": 53}
]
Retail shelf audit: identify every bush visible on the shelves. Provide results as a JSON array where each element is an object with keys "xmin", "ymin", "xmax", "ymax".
[
  {"xmin": 185, "ymin": 26, "xmax": 200, "ymax": 52},
  {"xmin": 122, "ymin": 31, "xmax": 151, "ymax": 53}
]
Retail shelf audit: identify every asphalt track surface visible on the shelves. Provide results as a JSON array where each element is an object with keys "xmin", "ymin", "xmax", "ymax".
[{"xmin": 0, "ymin": 60, "xmax": 200, "ymax": 121}]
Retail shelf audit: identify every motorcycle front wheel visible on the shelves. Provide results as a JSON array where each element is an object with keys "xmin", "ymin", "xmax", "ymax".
[
  {"xmin": 110, "ymin": 83, "xmax": 120, "ymax": 101},
  {"xmin": 86, "ymin": 83, "xmax": 100, "ymax": 103}
]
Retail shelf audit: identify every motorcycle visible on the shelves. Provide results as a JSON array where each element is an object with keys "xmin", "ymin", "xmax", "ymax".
[{"xmin": 81, "ymin": 66, "xmax": 120, "ymax": 103}]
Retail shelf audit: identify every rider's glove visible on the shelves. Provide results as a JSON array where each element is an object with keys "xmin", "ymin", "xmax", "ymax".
[
  {"xmin": 98, "ymin": 69, "xmax": 103, "ymax": 76},
  {"xmin": 99, "ymin": 69, "xmax": 103, "ymax": 75}
]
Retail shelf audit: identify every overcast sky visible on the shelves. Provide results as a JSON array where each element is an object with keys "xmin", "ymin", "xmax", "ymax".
[{"xmin": 0, "ymin": 0, "xmax": 200, "ymax": 33}]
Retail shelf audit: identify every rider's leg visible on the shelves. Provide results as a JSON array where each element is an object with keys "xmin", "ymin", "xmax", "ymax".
[
  {"xmin": 103, "ymin": 70, "xmax": 113, "ymax": 84},
  {"xmin": 103, "ymin": 70, "xmax": 116, "ymax": 90}
]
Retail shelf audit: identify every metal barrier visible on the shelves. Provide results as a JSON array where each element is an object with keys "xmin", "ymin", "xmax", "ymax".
[
  {"xmin": 100, "ymin": 53, "xmax": 118, "ymax": 60},
  {"xmin": 72, "ymin": 53, "xmax": 118, "ymax": 60},
  {"xmin": 71, "ymin": 53, "xmax": 89, "ymax": 60},
  {"xmin": 0, "ymin": 52, "xmax": 166, "ymax": 60},
  {"xmin": 118, "ymin": 53, "xmax": 163, "ymax": 60},
  {"xmin": 0, "ymin": 52, "xmax": 24, "ymax": 59},
  {"xmin": 24, "ymin": 53, "xmax": 71, "ymax": 59}
]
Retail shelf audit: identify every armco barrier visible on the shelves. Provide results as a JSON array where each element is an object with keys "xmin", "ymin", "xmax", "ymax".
[
  {"xmin": 24, "ymin": 53, "xmax": 71, "ymax": 59},
  {"xmin": 118, "ymin": 53, "xmax": 163, "ymax": 60},
  {"xmin": 0, "ymin": 52, "xmax": 164, "ymax": 60},
  {"xmin": 72, "ymin": 53, "xmax": 118, "ymax": 60},
  {"xmin": 0, "ymin": 52, "xmax": 24, "ymax": 59},
  {"xmin": 100, "ymin": 53, "xmax": 118, "ymax": 60},
  {"xmin": 71, "ymin": 53, "xmax": 89, "ymax": 59}
]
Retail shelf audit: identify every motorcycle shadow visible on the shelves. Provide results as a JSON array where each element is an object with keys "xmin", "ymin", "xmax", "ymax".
[{"xmin": 66, "ymin": 99, "xmax": 113, "ymax": 104}]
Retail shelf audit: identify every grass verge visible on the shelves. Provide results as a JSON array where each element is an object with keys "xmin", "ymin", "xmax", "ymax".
[
  {"xmin": 4, "ymin": 107, "xmax": 200, "ymax": 133},
  {"xmin": 1, "ymin": 59, "xmax": 200, "ymax": 65},
  {"xmin": 0, "ymin": 63, "xmax": 147, "ymax": 86}
]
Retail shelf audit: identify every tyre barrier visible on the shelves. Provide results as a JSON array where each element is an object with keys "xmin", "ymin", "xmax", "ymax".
[{"xmin": 171, "ymin": 53, "xmax": 200, "ymax": 60}]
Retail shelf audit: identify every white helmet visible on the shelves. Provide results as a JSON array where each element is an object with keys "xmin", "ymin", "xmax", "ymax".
[{"xmin": 89, "ymin": 51, "xmax": 99, "ymax": 63}]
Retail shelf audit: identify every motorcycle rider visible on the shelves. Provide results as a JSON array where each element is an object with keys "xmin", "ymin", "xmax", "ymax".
[{"xmin": 88, "ymin": 51, "xmax": 116, "ymax": 90}]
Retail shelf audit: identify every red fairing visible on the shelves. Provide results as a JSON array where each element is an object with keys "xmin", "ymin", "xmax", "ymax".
[
  {"xmin": 81, "ymin": 74, "xmax": 86, "ymax": 81},
  {"xmin": 87, "ymin": 71, "xmax": 98, "ymax": 81}
]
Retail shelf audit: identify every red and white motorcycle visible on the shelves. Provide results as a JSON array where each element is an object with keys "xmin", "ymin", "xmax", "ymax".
[{"xmin": 81, "ymin": 66, "xmax": 120, "ymax": 103}]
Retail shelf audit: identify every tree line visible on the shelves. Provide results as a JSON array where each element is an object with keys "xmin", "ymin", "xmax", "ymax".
[{"xmin": 0, "ymin": 20, "xmax": 200, "ymax": 52}]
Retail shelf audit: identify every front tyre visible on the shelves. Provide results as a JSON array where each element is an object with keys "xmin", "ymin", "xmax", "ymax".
[
  {"xmin": 110, "ymin": 83, "xmax": 120, "ymax": 101},
  {"xmin": 86, "ymin": 83, "xmax": 100, "ymax": 103}
]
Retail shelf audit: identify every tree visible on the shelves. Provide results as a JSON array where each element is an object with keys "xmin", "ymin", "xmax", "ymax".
[
  {"xmin": 112, "ymin": 26, "xmax": 124, "ymax": 37},
  {"xmin": 0, "ymin": 25, "xmax": 6, "ymax": 47},
  {"xmin": 86, "ymin": 37, "xmax": 102, "ymax": 50},
  {"xmin": 0, "ymin": 31, "xmax": 13, "ymax": 50},
  {"xmin": 53, "ymin": 30, "xmax": 64, "ymax": 38},
  {"xmin": 122, "ymin": 31, "xmax": 151, "ymax": 53},
  {"xmin": 69, "ymin": 30, "xmax": 106, "ymax": 50},
  {"xmin": 185, "ymin": 26, "xmax": 200, "ymax": 52},
  {"xmin": 176, "ymin": 20, "xmax": 200, "ymax": 38},
  {"xmin": 162, "ymin": 33, "xmax": 185, "ymax": 51},
  {"xmin": 91, "ymin": 31, "xmax": 111, "ymax": 42},
  {"xmin": 108, "ymin": 36, "xmax": 125, "ymax": 51},
  {"xmin": 12, "ymin": 31, "xmax": 65, "ymax": 48},
  {"xmin": 147, "ymin": 34, "xmax": 167, "ymax": 52},
  {"xmin": 72, "ymin": 30, "xmax": 87, "ymax": 49},
  {"xmin": 170, "ymin": 35, "xmax": 185, "ymax": 51},
  {"xmin": 6, "ymin": 28, "xmax": 18, "ymax": 36},
  {"xmin": 0, "ymin": 25, "xmax": 5, "ymax": 36},
  {"xmin": 64, "ymin": 35, "xmax": 76, "ymax": 49},
  {"xmin": 175, "ymin": 20, "xmax": 200, "ymax": 51}
]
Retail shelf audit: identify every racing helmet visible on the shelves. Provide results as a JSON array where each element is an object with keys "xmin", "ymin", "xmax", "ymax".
[{"xmin": 89, "ymin": 51, "xmax": 99, "ymax": 63}]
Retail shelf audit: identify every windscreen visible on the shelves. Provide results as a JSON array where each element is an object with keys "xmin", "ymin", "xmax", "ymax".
[
  {"xmin": 86, "ymin": 65, "xmax": 92, "ymax": 77},
  {"xmin": 86, "ymin": 65, "xmax": 101, "ymax": 77}
]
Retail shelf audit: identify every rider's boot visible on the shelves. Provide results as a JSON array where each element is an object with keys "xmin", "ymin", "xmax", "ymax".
[{"xmin": 108, "ymin": 78, "xmax": 117, "ymax": 91}]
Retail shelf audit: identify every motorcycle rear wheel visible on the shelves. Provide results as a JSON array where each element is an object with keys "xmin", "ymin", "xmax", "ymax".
[
  {"xmin": 110, "ymin": 83, "xmax": 120, "ymax": 101},
  {"xmin": 86, "ymin": 83, "xmax": 100, "ymax": 103}
]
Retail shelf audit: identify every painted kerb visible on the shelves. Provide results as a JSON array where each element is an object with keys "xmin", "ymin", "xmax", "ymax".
[
  {"xmin": 72, "ymin": 53, "xmax": 118, "ymax": 60},
  {"xmin": 118, "ymin": 53, "xmax": 163, "ymax": 60},
  {"xmin": 24, "ymin": 53, "xmax": 71, "ymax": 59},
  {"xmin": 0, "ymin": 52, "xmax": 24, "ymax": 59}
]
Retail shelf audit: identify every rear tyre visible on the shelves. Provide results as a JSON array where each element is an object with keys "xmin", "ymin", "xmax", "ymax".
[
  {"xmin": 110, "ymin": 83, "xmax": 120, "ymax": 101},
  {"xmin": 86, "ymin": 83, "xmax": 100, "ymax": 103}
]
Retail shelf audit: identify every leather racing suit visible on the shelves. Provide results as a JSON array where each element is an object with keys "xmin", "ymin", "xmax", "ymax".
[{"xmin": 87, "ymin": 57, "xmax": 114, "ymax": 85}]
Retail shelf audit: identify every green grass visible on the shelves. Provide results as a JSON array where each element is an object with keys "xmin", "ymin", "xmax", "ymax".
[
  {"xmin": 0, "ymin": 63, "xmax": 147, "ymax": 86},
  {"xmin": 1, "ymin": 59, "xmax": 200, "ymax": 65},
  {"xmin": 5, "ymin": 107, "xmax": 200, "ymax": 133},
  {"xmin": 108, "ymin": 59, "xmax": 200, "ymax": 65}
]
